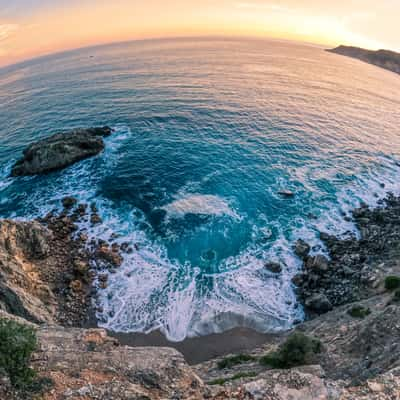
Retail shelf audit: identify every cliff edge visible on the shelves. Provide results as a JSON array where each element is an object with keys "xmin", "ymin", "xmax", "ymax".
[{"xmin": 328, "ymin": 45, "xmax": 400, "ymax": 75}]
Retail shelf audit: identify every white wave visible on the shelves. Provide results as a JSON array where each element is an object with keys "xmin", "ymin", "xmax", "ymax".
[
  {"xmin": 96, "ymin": 212, "xmax": 304, "ymax": 341},
  {"xmin": 162, "ymin": 193, "xmax": 240, "ymax": 219}
]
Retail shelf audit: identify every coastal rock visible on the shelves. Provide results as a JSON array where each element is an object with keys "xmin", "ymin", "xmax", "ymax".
[
  {"xmin": 278, "ymin": 190, "xmax": 295, "ymax": 197},
  {"xmin": 62, "ymin": 196, "xmax": 78, "ymax": 209},
  {"xmin": 305, "ymin": 255, "xmax": 329, "ymax": 274},
  {"xmin": 294, "ymin": 195, "xmax": 400, "ymax": 311},
  {"xmin": 11, "ymin": 126, "xmax": 112, "ymax": 176},
  {"xmin": 90, "ymin": 213, "xmax": 102, "ymax": 225},
  {"xmin": 196, "ymin": 295, "xmax": 400, "ymax": 399},
  {"xmin": 265, "ymin": 261, "xmax": 282, "ymax": 274},
  {"xmin": 30, "ymin": 326, "xmax": 206, "ymax": 400},
  {"xmin": 305, "ymin": 293, "xmax": 333, "ymax": 314},
  {"xmin": 328, "ymin": 45, "xmax": 400, "ymax": 75},
  {"xmin": 95, "ymin": 243, "xmax": 123, "ymax": 267},
  {"xmin": 294, "ymin": 239, "xmax": 311, "ymax": 259},
  {"xmin": 0, "ymin": 219, "xmax": 56, "ymax": 323}
]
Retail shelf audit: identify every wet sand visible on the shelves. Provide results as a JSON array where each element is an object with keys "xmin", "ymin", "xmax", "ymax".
[{"xmin": 109, "ymin": 327, "xmax": 276, "ymax": 365}]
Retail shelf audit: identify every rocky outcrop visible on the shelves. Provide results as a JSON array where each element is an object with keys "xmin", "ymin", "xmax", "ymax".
[
  {"xmin": 11, "ymin": 126, "xmax": 112, "ymax": 176},
  {"xmin": 0, "ymin": 208, "xmax": 98, "ymax": 326},
  {"xmin": 293, "ymin": 195, "xmax": 400, "ymax": 315},
  {"xmin": 328, "ymin": 45, "xmax": 400, "ymax": 75},
  {"xmin": 0, "ymin": 220, "xmax": 57, "ymax": 323},
  {"xmin": 31, "ymin": 326, "xmax": 206, "ymax": 400},
  {"xmin": 194, "ymin": 291, "xmax": 400, "ymax": 399}
]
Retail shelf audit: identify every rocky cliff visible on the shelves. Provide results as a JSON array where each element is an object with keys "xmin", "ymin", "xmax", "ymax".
[{"xmin": 328, "ymin": 45, "xmax": 400, "ymax": 75}]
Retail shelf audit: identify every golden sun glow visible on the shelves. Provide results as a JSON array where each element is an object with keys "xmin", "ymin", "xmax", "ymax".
[{"xmin": 0, "ymin": 0, "xmax": 399, "ymax": 67}]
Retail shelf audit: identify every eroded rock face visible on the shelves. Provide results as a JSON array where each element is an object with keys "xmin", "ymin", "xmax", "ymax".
[
  {"xmin": 0, "ymin": 212, "xmax": 95, "ymax": 327},
  {"xmin": 11, "ymin": 126, "xmax": 112, "ymax": 176},
  {"xmin": 0, "ymin": 220, "xmax": 56, "ymax": 323},
  {"xmin": 32, "ymin": 327, "xmax": 206, "ymax": 400}
]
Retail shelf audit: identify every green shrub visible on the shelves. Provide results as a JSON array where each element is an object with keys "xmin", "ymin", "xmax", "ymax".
[
  {"xmin": 393, "ymin": 289, "xmax": 400, "ymax": 301},
  {"xmin": 260, "ymin": 332, "xmax": 321, "ymax": 369},
  {"xmin": 385, "ymin": 276, "xmax": 400, "ymax": 291},
  {"xmin": 347, "ymin": 305, "xmax": 371, "ymax": 319},
  {"xmin": 217, "ymin": 354, "xmax": 256, "ymax": 369},
  {"xmin": 0, "ymin": 319, "xmax": 37, "ymax": 390},
  {"xmin": 0, "ymin": 319, "xmax": 53, "ymax": 398}
]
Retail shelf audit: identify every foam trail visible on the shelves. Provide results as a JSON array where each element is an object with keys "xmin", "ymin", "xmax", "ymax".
[{"xmin": 162, "ymin": 194, "xmax": 240, "ymax": 220}]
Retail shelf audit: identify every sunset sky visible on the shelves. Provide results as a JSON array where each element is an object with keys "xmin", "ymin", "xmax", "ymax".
[{"xmin": 0, "ymin": 0, "xmax": 399, "ymax": 67}]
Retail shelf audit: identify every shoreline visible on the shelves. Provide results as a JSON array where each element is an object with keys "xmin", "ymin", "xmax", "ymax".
[
  {"xmin": 109, "ymin": 327, "xmax": 277, "ymax": 365},
  {"xmin": 44, "ymin": 190, "xmax": 400, "ymax": 347}
]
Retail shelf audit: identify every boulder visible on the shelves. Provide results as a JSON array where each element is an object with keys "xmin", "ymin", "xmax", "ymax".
[
  {"xmin": 11, "ymin": 126, "xmax": 112, "ymax": 176},
  {"xmin": 62, "ymin": 196, "xmax": 78, "ymax": 209},
  {"xmin": 294, "ymin": 239, "xmax": 311, "ymax": 259},
  {"xmin": 305, "ymin": 293, "xmax": 333, "ymax": 314},
  {"xmin": 305, "ymin": 255, "xmax": 329, "ymax": 274},
  {"xmin": 265, "ymin": 261, "xmax": 282, "ymax": 274}
]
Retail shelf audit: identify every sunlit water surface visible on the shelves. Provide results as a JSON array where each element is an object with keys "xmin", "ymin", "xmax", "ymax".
[{"xmin": 0, "ymin": 38, "xmax": 399, "ymax": 341}]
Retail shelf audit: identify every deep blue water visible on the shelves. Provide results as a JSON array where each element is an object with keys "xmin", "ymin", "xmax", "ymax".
[{"xmin": 0, "ymin": 38, "xmax": 399, "ymax": 341}]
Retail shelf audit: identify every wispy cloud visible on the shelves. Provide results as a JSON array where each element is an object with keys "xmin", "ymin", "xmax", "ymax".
[
  {"xmin": 0, "ymin": 23, "xmax": 19, "ymax": 42},
  {"xmin": 0, "ymin": 23, "xmax": 19, "ymax": 59}
]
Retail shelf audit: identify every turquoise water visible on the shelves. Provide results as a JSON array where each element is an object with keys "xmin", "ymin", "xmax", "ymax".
[{"xmin": 0, "ymin": 38, "xmax": 399, "ymax": 341}]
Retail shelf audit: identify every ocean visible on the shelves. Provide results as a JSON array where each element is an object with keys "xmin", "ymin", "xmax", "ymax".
[{"xmin": 0, "ymin": 37, "xmax": 399, "ymax": 341}]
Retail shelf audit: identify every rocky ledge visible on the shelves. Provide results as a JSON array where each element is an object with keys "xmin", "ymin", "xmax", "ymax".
[{"xmin": 11, "ymin": 126, "xmax": 112, "ymax": 176}]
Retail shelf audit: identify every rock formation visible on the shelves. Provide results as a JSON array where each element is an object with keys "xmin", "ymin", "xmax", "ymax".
[
  {"xmin": 11, "ymin": 126, "xmax": 112, "ymax": 176},
  {"xmin": 328, "ymin": 45, "xmax": 400, "ymax": 75}
]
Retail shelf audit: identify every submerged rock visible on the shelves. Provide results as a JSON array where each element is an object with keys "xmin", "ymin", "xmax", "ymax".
[
  {"xmin": 264, "ymin": 261, "xmax": 282, "ymax": 274},
  {"xmin": 278, "ymin": 189, "xmax": 295, "ymax": 197},
  {"xmin": 62, "ymin": 196, "xmax": 78, "ymax": 209},
  {"xmin": 11, "ymin": 126, "xmax": 112, "ymax": 176}
]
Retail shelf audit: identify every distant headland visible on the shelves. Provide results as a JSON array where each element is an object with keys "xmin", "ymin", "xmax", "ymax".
[{"xmin": 328, "ymin": 45, "xmax": 400, "ymax": 75}]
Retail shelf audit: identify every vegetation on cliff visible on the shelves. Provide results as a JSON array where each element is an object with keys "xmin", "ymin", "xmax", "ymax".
[{"xmin": 259, "ymin": 332, "xmax": 321, "ymax": 369}]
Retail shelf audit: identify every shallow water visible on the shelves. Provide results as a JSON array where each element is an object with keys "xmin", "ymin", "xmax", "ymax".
[{"xmin": 0, "ymin": 38, "xmax": 399, "ymax": 341}]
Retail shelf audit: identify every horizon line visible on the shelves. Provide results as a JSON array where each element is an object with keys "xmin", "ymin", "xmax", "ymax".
[{"xmin": 1, "ymin": 34, "xmax": 335, "ymax": 72}]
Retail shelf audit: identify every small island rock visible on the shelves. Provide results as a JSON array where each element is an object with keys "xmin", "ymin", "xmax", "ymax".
[{"xmin": 11, "ymin": 126, "xmax": 112, "ymax": 176}]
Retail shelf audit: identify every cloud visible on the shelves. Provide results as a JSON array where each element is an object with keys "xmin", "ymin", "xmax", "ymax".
[{"xmin": 0, "ymin": 23, "xmax": 19, "ymax": 42}]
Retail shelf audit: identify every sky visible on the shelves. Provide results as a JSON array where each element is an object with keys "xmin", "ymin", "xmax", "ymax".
[{"xmin": 0, "ymin": 0, "xmax": 399, "ymax": 67}]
